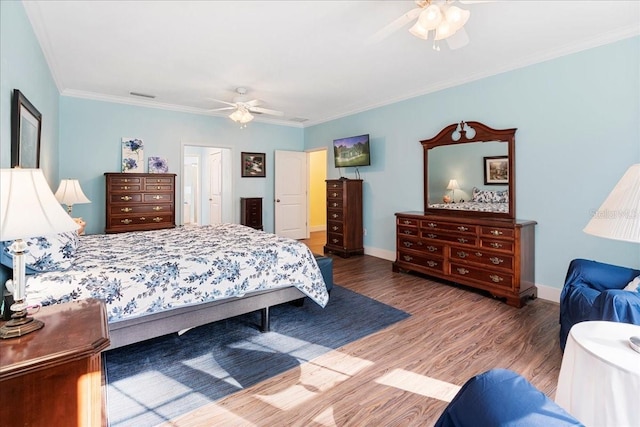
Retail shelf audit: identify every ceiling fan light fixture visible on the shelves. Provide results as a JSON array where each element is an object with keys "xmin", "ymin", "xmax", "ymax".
[
  {"xmin": 408, "ymin": 2, "xmax": 471, "ymax": 48},
  {"xmin": 409, "ymin": 21, "xmax": 430, "ymax": 39},
  {"xmin": 445, "ymin": 6, "xmax": 470, "ymax": 32},
  {"xmin": 417, "ymin": 5, "xmax": 442, "ymax": 30}
]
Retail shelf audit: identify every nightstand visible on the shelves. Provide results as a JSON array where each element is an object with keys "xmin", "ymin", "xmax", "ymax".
[{"xmin": 0, "ymin": 298, "xmax": 110, "ymax": 426}]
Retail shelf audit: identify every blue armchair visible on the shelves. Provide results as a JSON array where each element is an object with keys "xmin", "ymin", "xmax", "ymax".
[
  {"xmin": 559, "ymin": 258, "xmax": 640, "ymax": 350},
  {"xmin": 435, "ymin": 369, "xmax": 582, "ymax": 426}
]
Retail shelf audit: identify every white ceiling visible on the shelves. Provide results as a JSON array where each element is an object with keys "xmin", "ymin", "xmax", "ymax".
[{"xmin": 23, "ymin": 1, "xmax": 640, "ymax": 127}]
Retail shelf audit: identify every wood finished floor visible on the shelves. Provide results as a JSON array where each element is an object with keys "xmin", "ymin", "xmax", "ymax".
[{"xmin": 163, "ymin": 232, "xmax": 563, "ymax": 426}]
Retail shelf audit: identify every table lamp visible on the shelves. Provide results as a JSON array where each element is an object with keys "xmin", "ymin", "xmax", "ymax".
[
  {"xmin": 583, "ymin": 164, "xmax": 640, "ymax": 243},
  {"xmin": 447, "ymin": 179, "xmax": 460, "ymax": 203},
  {"xmin": 55, "ymin": 179, "xmax": 91, "ymax": 235},
  {"xmin": 0, "ymin": 168, "xmax": 79, "ymax": 339}
]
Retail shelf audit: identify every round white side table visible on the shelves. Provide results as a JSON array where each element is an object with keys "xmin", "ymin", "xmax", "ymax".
[{"xmin": 555, "ymin": 321, "xmax": 640, "ymax": 427}]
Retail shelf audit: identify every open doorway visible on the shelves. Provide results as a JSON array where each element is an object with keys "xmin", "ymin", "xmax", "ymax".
[{"xmin": 182, "ymin": 145, "xmax": 233, "ymax": 225}]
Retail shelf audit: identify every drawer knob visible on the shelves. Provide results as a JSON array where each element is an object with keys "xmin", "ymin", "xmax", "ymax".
[
  {"xmin": 456, "ymin": 268, "xmax": 469, "ymax": 275},
  {"xmin": 489, "ymin": 274, "xmax": 504, "ymax": 283},
  {"xmin": 457, "ymin": 237, "xmax": 468, "ymax": 243},
  {"xmin": 332, "ymin": 192, "xmax": 338, "ymax": 197},
  {"xmin": 157, "ymin": 179, "xmax": 161, "ymax": 183},
  {"xmin": 427, "ymin": 222, "xmax": 437, "ymax": 228},
  {"xmin": 403, "ymin": 220, "xmax": 411, "ymax": 225},
  {"xmin": 332, "ymin": 202, "xmax": 338, "ymax": 207},
  {"xmin": 457, "ymin": 226, "xmax": 469, "ymax": 232},
  {"xmin": 427, "ymin": 260, "xmax": 437, "ymax": 267},
  {"xmin": 123, "ymin": 179, "xmax": 130, "ymax": 183},
  {"xmin": 403, "ymin": 241, "xmax": 413, "ymax": 247},
  {"xmin": 332, "ymin": 213, "xmax": 338, "ymax": 218},
  {"xmin": 153, "ymin": 195, "xmax": 162, "ymax": 200},
  {"xmin": 490, "ymin": 242, "xmax": 503, "ymax": 249},
  {"xmin": 475, "ymin": 252, "xmax": 483, "ymax": 257},
  {"xmin": 157, "ymin": 186, "xmax": 161, "ymax": 190},
  {"xmin": 121, "ymin": 186, "xmax": 130, "ymax": 190},
  {"xmin": 140, "ymin": 217, "xmax": 146, "ymax": 221},
  {"xmin": 426, "ymin": 245, "xmax": 437, "ymax": 252},
  {"xmin": 490, "ymin": 257, "xmax": 504, "ymax": 265},
  {"xmin": 121, "ymin": 196, "xmax": 132, "ymax": 201},
  {"xmin": 121, "ymin": 207, "xmax": 132, "ymax": 213},
  {"xmin": 457, "ymin": 251, "xmax": 468, "ymax": 259},
  {"xmin": 153, "ymin": 217, "xmax": 163, "ymax": 222},
  {"xmin": 403, "ymin": 255, "xmax": 413, "ymax": 262},
  {"xmin": 490, "ymin": 230, "xmax": 503, "ymax": 236},
  {"xmin": 332, "ymin": 238, "xmax": 339, "ymax": 243},
  {"xmin": 120, "ymin": 219, "xmax": 132, "ymax": 224},
  {"xmin": 153, "ymin": 206, "xmax": 163, "ymax": 211},
  {"xmin": 403, "ymin": 230, "xmax": 413, "ymax": 235},
  {"xmin": 427, "ymin": 233, "xmax": 437, "ymax": 238},
  {"xmin": 332, "ymin": 226, "xmax": 339, "ymax": 231}
]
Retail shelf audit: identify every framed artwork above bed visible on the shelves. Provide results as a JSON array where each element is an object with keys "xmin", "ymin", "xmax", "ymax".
[
  {"xmin": 11, "ymin": 89, "xmax": 42, "ymax": 168},
  {"xmin": 484, "ymin": 156, "xmax": 509, "ymax": 185}
]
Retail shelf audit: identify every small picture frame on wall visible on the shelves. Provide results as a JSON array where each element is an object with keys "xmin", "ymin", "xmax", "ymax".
[
  {"xmin": 122, "ymin": 137, "xmax": 144, "ymax": 173},
  {"xmin": 148, "ymin": 157, "xmax": 169, "ymax": 173},
  {"xmin": 241, "ymin": 152, "xmax": 266, "ymax": 177},
  {"xmin": 11, "ymin": 89, "xmax": 42, "ymax": 168},
  {"xmin": 484, "ymin": 156, "xmax": 509, "ymax": 185}
]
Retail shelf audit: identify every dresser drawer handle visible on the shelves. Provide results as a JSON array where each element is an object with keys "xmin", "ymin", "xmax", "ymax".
[
  {"xmin": 427, "ymin": 233, "xmax": 437, "ymax": 239},
  {"xmin": 157, "ymin": 186, "xmax": 162, "ymax": 190},
  {"xmin": 332, "ymin": 213, "xmax": 339, "ymax": 219},
  {"xmin": 475, "ymin": 252, "xmax": 483, "ymax": 257},
  {"xmin": 490, "ymin": 257, "xmax": 504, "ymax": 265},
  {"xmin": 153, "ymin": 195, "xmax": 162, "ymax": 200},
  {"xmin": 403, "ymin": 255, "xmax": 413, "ymax": 262},
  {"xmin": 123, "ymin": 179, "xmax": 130, "ymax": 183},
  {"xmin": 120, "ymin": 219, "xmax": 132, "ymax": 224},
  {"xmin": 140, "ymin": 217, "xmax": 146, "ymax": 221},
  {"xmin": 332, "ymin": 184, "xmax": 338, "ymax": 188},
  {"xmin": 426, "ymin": 245, "xmax": 437, "ymax": 252},
  {"xmin": 457, "ymin": 226, "xmax": 469, "ymax": 232},
  {"xmin": 153, "ymin": 206, "xmax": 163, "ymax": 211},
  {"xmin": 456, "ymin": 268, "xmax": 469, "ymax": 275},
  {"xmin": 403, "ymin": 230, "xmax": 413, "ymax": 235},
  {"xmin": 332, "ymin": 202, "xmax": 338, "ymax": 207},
  {"xmin": 121, "ymin": 196, "xmax": 132, "ymax": 201},
  {"xmin": 121, "ymin": 207, "xmax": 132, "ymax": 213},
  {"xmin": 403, "ymin": 241, "xmax": 413, "ymax": 247},
  {"xmin": 457, "ymin": 238, "xmax": 468, "ymax": 244},
  {"xmin": 156, "ymin": 179, "xmax": 162, "ymax": 183},
  {"xmin": 427, "ymin": 222, "xmax": 437, "ymax": 228},
  {"xmin": 332, "ymin": 238, "xmax": 339, "ymax": 244},
  {"xmin": 121, "ymin": 186, "xmax": 130, "ymax": 190},
  {"xmin": 457, "ymin": 251, "xmax": 468, "ymax": 259},
  {"xmin": 490, "ymin": 242, "xmax": 503, "ymax": 249},
  {"xmin": 332, "ymin": 226, "xmax": 339, "ymax": 231},
  {"xmin": 153, "ymin": 217, "xmax": 163, "ymax": 222},
  {"xmin": 403, "ymin": 219, "xmax": 412, "ymax": 225},
  {"xmin": 489, "ymin": 274, "xmax": 504, "ymax": 283},
  {"xmin": 490, "ymin": 230, "xmax": 504, "ymax": 236},
  {"xmin": 332, "ymin": 192, "xmax": 338, "ymax": 197},
  {"xmin": 426, "ymin": 260, "xmax": 437, "ymax": 267}
]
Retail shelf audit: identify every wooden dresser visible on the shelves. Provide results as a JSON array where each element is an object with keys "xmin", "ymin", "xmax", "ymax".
[
  {"xmin": 394, "ymin": 212, "xmax": 536, "ymax": 307},
  {"xmin": 105, "ymin": 172, "xmax": 176, "ymax": 233},
  {"xmin": 0, "ymin": 299, "xmax": 110, "ymax": 426},
  {"xmin": 324, "ymin": 179, "xmax": 364, "ymax": 257},
  {"xmin": 240, "ymin": 197, "xmax": 263, "ymax": 230}
]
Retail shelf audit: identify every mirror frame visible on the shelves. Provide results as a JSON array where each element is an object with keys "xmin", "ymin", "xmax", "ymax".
[{"xmin": 421, "ymin": 121, "xmax": 516, "ymax": 220}]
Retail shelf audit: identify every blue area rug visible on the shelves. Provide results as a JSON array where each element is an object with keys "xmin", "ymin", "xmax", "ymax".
[{"xmin": 104, "ymin": 285, "xmax": 410, "ymax": 426}]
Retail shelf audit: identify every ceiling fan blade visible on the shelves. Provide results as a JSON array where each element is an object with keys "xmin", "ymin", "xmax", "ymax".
[
  {"xmin": 368, "ymin": 7, "xmax": 422, "ymax": 44},
  {"xmin": 249, "ymin": 106, "xmax": 284, "ymax": 116},
  {"xmin": 207, "ymin": 106, "xmax": 236, "ymax": 112},
  {"xmin": 446, "ymin": 27, "xmax": 470, "ymax": 50},
  {"xmin": 245, "ymin": 99, "xmax": 262, "ymax": 107},
  {"xmin": 206, "ymin": 98, "xmax": 237, "ymax": 107}
]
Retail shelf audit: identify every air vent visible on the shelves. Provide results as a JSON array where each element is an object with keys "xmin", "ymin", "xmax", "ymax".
[
  {"xmin": 289, "ymin": 117, "xmax": 308, "ymax": 123},
  {"xmin": 129, "ymin": 91, "xmax": 156, "ymax": 99}
]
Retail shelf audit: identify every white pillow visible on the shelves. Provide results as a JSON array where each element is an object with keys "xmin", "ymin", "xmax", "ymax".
[{"xmin": 623, "ymin": 276, "xmax": 640, "ymax": 292}]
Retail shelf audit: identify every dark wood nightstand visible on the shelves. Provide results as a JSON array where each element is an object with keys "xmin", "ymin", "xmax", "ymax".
[{"xmin": 0, "ymin": 298, "xmax": 110, "ymax": 426}]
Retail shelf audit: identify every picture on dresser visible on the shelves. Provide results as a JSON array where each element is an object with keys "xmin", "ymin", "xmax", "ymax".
[
  {"xmin": 121, "ymin": 138, "xmax": 144, "ymax": 173},
  {"xmin": 484, "ymin": 156, "xmax": 508, "ymax": 185},
  {"xmin": 241, "ymin": 152, "xmax": 266, "ymax": 177},
  {"xmin": 148, "ymin": 156, "xmax": 168, "ymax": 173}
]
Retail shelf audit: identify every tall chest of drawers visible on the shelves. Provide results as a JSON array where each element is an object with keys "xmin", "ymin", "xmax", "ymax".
[
  {"xmin": 105, "ymin": 173, "xmax": 176, "ymax": 233},
  {"xmin": 240, "ymin": 197, "xmax": 263, "ymax": 230},
  {"xmin": 323, "ymin": 179, "xmax": 364, "ymax": 257},
  {"xmin": 393, "ymin": 212, "xmax": 536, "ymax": 307}
]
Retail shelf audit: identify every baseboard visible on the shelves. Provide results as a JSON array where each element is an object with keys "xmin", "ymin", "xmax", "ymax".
[
  {"xmin": 364, "ymin": 245, "xmax": 561, "ymax": 303},
  {"xmin": 309, "ymin": 225, "xmax": 326, "ymax": 232}
]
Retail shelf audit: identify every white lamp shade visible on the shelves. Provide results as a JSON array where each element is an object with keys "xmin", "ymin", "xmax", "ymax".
[
  {"xmin": 583, "ymin": 164, "xmax": 640, "ymax": 243},
  {"xmin": 55, "ymin": 179, "xmax": 91, "ymax": 206},
  {"xmin": 0, "ymin": 168, "xmax": 79, "ymax": 242},
  {"xmin": 446, "ymin": 179, "xmax": 461, "ymax": 190}
]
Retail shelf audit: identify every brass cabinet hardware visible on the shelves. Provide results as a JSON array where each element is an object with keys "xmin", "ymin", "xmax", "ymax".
[
  {"xmin": 403, "ymin": 255, "xmax": 413, "ymax": 262},
  {"xmin": 456, "ymin": 268, "xmax": 469, "ymax": 275},
  {"xmin": 120, "ymin": 207, "xmax": 132, "ymax": 213},
  {"xmin": 153, "ymin": 195, "xmax": 162, "ymax": 200},
  {"xmin": 426, "ymin": 245, "xmax": 437, "ymax": 252},
  {"xmin": 490, "ymin": 257, "xmax": 504, "ymax": 265},
  {"xmin": 490, "ymin": 229, "xmax": 504, "ymax": 236},
  {"xmin": 153, "ymin": 217, "xmax": 163, "ymax": 222},
  {"xmin": 457, "ymin": 237, "xmax": 468, "ymax": 243},
  {"xmin": 120, "ymin": 219, "xmax": 132, "ymax": 224},
  {"xmin": 426, "ymin": 260, "xmax": 437, "ymax": 267},
  {"xmin": 403, "ymin": 241, "xmax": 413, "ymax": 247},
  {"xmin": 457, "ymin": 226, "xmax": 469, "ymax": 231},
  {"xmin": 490, "ymin": 242, "xmax": 503, "ymax": 248},
  {"xmin": 152, "ymin": 206, "xmax": 163, "ymax": 211},
  {"xmin": 457, "ymin": 251, "xmax": 468, "ymax": 258},
  {"xmin": 121, "ymin": 196, "xmax": 132, "ymax": 201},
  {"xmin": 489, "ymin": 274, "xmax": 504, "ymax": 283},
  {"xmin": 121, "ymin": 186, "xmax": 130, "ymax": 190}
]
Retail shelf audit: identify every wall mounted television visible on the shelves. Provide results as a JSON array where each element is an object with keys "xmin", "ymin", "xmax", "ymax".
[{"xmin": 333, "ymin": 134, "xmax": 370, "ymax": 168}]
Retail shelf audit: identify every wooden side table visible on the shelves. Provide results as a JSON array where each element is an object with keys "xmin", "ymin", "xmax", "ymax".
[{"xmin": 0, "ymin": 298, "xmax": 110, "ymax": 426}]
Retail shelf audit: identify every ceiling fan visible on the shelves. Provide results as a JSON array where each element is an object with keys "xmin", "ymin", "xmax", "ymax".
[
  {"xmin": 208, "ymin": 87, "xmax": 284, "ymax": 127},
  {"xmin": 371, "ymin": 0, "xmax": 491, "ymax": 50}
]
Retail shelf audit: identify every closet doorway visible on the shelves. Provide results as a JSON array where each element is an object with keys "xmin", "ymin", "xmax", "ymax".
[{"xmin": 182, "ymin": 145, "xmax": 233, "ymax": 225}]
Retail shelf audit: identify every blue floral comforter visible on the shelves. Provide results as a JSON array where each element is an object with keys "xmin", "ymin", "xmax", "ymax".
[{"xmin": 25, "ymin": 224, "xmax": 328, "ymax": 323}]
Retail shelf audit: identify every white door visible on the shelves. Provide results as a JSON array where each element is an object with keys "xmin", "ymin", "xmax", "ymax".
[
  {"xmin": 209, "ymin": 150, "xmax": 223, "ymax": 225},
  {"xmin": 275, "ymin": 150, "xmax": 308, "ymax": 239}
]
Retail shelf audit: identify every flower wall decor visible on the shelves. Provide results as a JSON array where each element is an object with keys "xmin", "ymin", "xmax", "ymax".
[
  {"xmin": 122, "ymin": 137, "xmax": 144, "ymax": 173},
  {"xmin": 148, "ymin": 156, "xmax": 169, "ymax": 173}
]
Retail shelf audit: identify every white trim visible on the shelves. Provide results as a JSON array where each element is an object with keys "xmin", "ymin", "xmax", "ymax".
[{"xmin": 309, "ymin": 225, "xmax": 326, "ymax": 233}]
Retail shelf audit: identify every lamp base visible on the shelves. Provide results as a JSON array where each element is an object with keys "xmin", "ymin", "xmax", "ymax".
[{"xmin": 0, "ymin": 315, "xmax": 44, "ymax": 339}]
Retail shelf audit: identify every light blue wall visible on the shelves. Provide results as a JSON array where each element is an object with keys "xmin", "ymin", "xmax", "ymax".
[
  {"xmin": 0, "ymin": 1, "xmax": 60, "ymax": 182},
  {"xmin": 59, "ymin": 97, "xmax": 304, "ymax": 235},
  {"xmin": 305, "ymin": 36, "xmax": 640, "ymax": 290}
]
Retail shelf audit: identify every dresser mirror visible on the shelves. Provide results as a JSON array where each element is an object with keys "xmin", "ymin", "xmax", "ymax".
[{"xmin": 421, "ymin": 121, "xmax": 516, "ymax": 220}]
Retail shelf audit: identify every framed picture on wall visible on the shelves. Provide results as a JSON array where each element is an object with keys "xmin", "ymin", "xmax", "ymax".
[
  {"xmin": 241, "ymin": 152, "xmax": 266, "ymax": 177},
  {"xmin": 11, "ymin": 89, "xmax": 42, "ymax": 168},
  {"xmin": 484, "ymin": 156, "xmax": 509, "ymax": 185}
]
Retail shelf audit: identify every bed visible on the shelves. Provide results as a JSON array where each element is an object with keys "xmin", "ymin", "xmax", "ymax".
[
  {"xmin": 428, "ymin": 187, "xmax": 509, "ymax": 213},
  {"xmin": 1, "ymin": 224, "xmax": 329, "ymax": 349}
]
